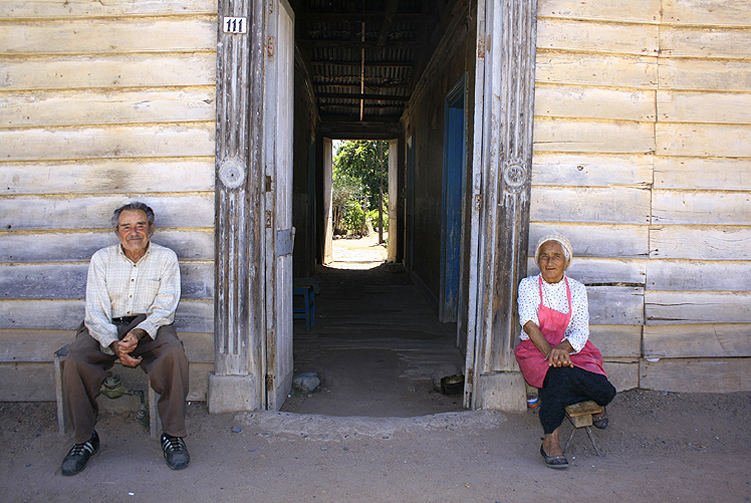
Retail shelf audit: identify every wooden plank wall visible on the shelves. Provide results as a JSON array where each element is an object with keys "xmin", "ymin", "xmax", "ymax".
[
  {"xmin": 532, "ymin": 0, "xmax": 751, "ymax": 392},
  {"xmin": 0, "ymin": 0, "xmax": 218, "ymax": 400}
]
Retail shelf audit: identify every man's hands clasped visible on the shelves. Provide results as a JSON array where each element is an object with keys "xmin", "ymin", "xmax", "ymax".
[{"xmin": 110, "ymin": 329, "xmax": 146, "ymax": 367}]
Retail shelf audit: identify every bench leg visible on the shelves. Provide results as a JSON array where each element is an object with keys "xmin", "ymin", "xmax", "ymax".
[
  {"xmin": 148, "ymin": 388, "xmax": 161, "ymax": 438},
  {"xmin": 54, "ymin": 355, "xmax": 69, "ymax": 435}
]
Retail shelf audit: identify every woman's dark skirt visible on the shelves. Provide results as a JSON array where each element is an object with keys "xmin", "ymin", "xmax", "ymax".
[{"xmin": 538, "ymin": 366, "xmax": 616, "ymax": 434}]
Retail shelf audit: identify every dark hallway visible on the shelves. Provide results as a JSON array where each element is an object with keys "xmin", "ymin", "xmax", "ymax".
[{"xmin": 282, "ymin": 238, "xmax": 465, "ymax": 417}]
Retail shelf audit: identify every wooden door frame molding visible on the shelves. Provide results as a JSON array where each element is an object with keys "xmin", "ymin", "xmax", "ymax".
[
  {"xmin": 208, "ymin": 0, "xmax": 267, "ymax": 413},
  {"xmin": 464, "ymin": 0, "xmax": 538, "ymax": 410}
]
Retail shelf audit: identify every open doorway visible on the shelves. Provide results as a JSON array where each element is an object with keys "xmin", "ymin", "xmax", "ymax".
[
  {"xmin": 285, "ymin": 137, "xmax": 465, "ymax": 417},
  {"xmin": 328, "ymin": 139, "xmax": 389, "ymax": 270},
  {"xmin": 276, "ymin": 0, "xmax": 477, "ymax": 417}
]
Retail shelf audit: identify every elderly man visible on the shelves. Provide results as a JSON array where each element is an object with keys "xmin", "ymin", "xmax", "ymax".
[{"xmin": 60, "ymin": 202, "xmax": 190, "ymax": 475}]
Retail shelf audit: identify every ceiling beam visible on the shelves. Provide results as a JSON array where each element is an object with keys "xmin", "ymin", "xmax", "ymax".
[
  {"xmin": 313, "ymin": 81, "xmax": 410, "ymax": 89},
  {"xmin": 310, "ymin": 60, "xmax": 415, "ymax": 69},
  {"xmin": 316, "ymin": 92, "xmax": 409, "ymax": 102},
  {"xmin": 295, "ymin": 12, "xmax": 426, "ymax": 22},
  {"xmin": 297, "ymin": 39, "xmax": 422, "ymax": 49}
]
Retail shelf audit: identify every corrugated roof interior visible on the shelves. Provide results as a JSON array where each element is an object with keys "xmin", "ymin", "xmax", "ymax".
[{"xmin": 291, "ymin": 0, "xmax": 454, "ymax": 137}]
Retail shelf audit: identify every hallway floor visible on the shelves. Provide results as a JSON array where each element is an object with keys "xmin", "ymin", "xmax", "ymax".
[{"xmin": 281, "ymin": 233, "xmax": 465, "ymax": 416}]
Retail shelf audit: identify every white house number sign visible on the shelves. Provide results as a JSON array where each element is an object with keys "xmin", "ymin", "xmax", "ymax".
[{"xmin": 223, "ymin": 17, "xmax": 247, "ymax": 34}]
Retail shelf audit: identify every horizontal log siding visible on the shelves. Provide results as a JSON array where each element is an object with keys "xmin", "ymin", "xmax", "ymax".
[
  {"xmin": 0, "ymin": 4, "xmax": 217, "ymax": 400},
  {"xmin": 534, "ymin": 0, "xmax": 751, "ymax": 392}
]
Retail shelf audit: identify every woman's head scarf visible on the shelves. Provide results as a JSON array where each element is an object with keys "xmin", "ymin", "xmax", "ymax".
[{"xmin": 534, "ymin": 234, "xmax": 573, "ymax": 270}]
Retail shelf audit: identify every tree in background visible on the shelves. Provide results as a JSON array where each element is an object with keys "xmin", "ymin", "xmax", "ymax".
[
  {"xmin": 332, "ymin": 140, "xmax": 389, "ymax": 239},
  {"xmin": 332, "ymin": 170, "xmax": 364, "ymax": 235}
]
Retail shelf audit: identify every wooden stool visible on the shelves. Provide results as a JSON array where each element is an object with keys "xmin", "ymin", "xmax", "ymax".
[
  {"xmin": 54, "ymin": 344, "xmax": 161, "ymax": 438},
  {"xmin": 563, "ymin": 400, "xmax": 604, "ymax": 456}
]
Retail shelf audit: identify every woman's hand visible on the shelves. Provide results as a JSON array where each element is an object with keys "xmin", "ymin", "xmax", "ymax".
[{"xmin": 546, "ymin": 341, "xmax": 574, "ymax": 368}]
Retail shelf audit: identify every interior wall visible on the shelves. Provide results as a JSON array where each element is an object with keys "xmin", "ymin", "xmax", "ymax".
[
  {"xmin": 291, "ymin": 54, "xmax": 319, "ymax": 278},
  {"xmin": 402, "ymin": 2, "xmax": 471, "ymax": 308}
]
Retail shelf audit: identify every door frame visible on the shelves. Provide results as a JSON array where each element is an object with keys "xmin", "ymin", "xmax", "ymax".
[
  {"xmin": 262, "ymin": 0, "xmax": 295, "ymax": 410},
  {"xmin": 463, "ymin": 0, "xmax": 538, "ymax": 409}
]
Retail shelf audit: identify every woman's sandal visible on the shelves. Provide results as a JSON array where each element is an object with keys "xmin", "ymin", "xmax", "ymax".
[
  {"xmin": 540, "ymin": 444, "xmax": 569, "ymax": 469},
  {"xmin": 592, "ymin": 410, "xmax": 609, "ymax": 430}
]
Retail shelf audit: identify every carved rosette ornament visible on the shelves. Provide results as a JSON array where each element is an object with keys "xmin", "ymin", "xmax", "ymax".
[
  {"xmin": 218, "ymin": 157, "xmax": 246, "ymax": 189},
  {"xmin": 502, "ymin": 160, "xmax": 527, "ymax": 192}
]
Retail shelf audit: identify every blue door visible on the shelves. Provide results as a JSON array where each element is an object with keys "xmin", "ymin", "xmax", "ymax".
[{"xmin": 440, "ymin": 77, "xmax": 466, "ymax": 322}]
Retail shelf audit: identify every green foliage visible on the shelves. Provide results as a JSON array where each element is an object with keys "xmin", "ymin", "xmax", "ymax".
[
  {"xmin": 333, "ymin": 140, "xmax": 389, "ymax": 210},
  {"xmin": 366, "ymin": 197, "xmax": 389, "ymax": 232},
  {"xmin": 342, "ymin": 200, "xmax": 367, "ymax": 236}
]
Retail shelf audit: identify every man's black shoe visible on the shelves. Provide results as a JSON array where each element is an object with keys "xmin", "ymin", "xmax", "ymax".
[
  {"xmin": 61, "ymin": 431, "xmax": 99, "ymax": 476},
  {"xmin": 160, "ymin": 433, "xmax": 190, "ymax": 470}
]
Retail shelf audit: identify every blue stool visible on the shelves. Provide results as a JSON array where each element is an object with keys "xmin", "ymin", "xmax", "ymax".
[{"xmin": 293, "ymin": 284, "xmax": 315, "ymax": 331}]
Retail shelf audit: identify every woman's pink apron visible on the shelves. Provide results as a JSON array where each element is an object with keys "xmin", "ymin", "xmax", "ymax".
[{"xmin": 514, "ymin": 276, "xmax": 606, "ymax": 388}]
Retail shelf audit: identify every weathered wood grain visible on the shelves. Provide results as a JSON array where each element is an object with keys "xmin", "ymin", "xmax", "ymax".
[
  {"xmin": 0, "ymin": 329, "xmax": 214, "ymax": 363},
  {"xmin": 602, "ymin": 359, "xmax": 639, "ymax": 391},
  {"xmin": 652, "ymin": 190, "xmax": 751, "ymax": 225},
  {"xmin": 640, "ymin": 357, "xmax": 751, "ymax": 393},
  {"xmin": 537, "ymin": 18, "xmax": 658, "ymax": 56},
  {"xmin": 469, "ymin": 0, "xmax": 538, "ymax": 379},
  {"xmin": 534, "ymin": 118, "xmax": 655, "ymax": 154},
  {"xmin": 662, "ymin": 0, "xmax": 751, "ymax": 27},
  {"xmin": 657, "ymin": 123, "xmax": 751, "ymax": 157},
  {"xmin": 527, "ymin": 257, "xmax": 646, "ymax": 285},
  {"xmin": 646, "ymin": 291, "xmax": 751, "ymax": 324},
  {"xmin": 587, "ymin": 286, "xmax": 644, "ymax": 325},
  {"xmin": 535, "ymin": 85, "xmax": 655, "ymax": 122},
  {"xmin": 0, "ymin": 299, "xmax": 213, "ymax": 332},
  {"xmin": 529, "ymin": 223, "xmax": 649, "ymax": 258},
  {"xmin": 531, "ymin": 152, "xmax": 653, "ymax": 187},
  {"xmin": 531, "ymin": 186, "xmax": 651, "ymax": 224},
  {"xmin": 0, "ymin": 88, "xmax": 216, "ymax": 128},
  {"xmin": 0, "ymin": 53, "xmax": 215, "ymax": 90},
  {"xmin": 1, "ymin": 158, "xmax": 214, "ymax": 194},
  {"xmin": 538, "ymin": 0, "xmax": 660, "ymax": 23},
  {"xmin": 0, "ymin": 123, "xmax": 214, "ymax": 161},
  {"xmin": 0, "ymin": 0, "xmax": 216, "ymax": 19},
  {"xmin": 590, "ymin": 325, "xmax": 642, "ymax": 357},
  {"xmin": 1, "ymin": 230, "xmax": 215, "ymax": 262},
  {"xmin": 0, "ymin": 194, "xmax": 214, "ymax": 230},
  {"xmin": 650, "ymin": 226, "xmax": 751, "ymax": 260},
  {"xmin": 658, "ymin": 91, "xmax": 751, "ymax": 125},
  {"xmin": 1, "ymin": 18, "xmax": 215, "ymax": 55},
  {"xmin": 659, "ymin": 58, "xmax": 751, "ymax": 92},
  {"xmin": 643, "ymin": 324, "xmax": 751, "ymax": 358},
  {"xmin": 212, "ymin": 0, "xmax": 265, "ymax": 382},
  {"xmin": 654, "ymin": 157, "xmax": 751, "ymax": 190},
  {"xmin": 646, "ymin": 260, "xmax": 751, "ymax": 291},
  {"xmin": 0, "ymin": 262, "xmax": 214, "ymax": 299},
  {"xmin": 660, "ymin": 26, "xmax": 751, "ymax": 60},
  {"xmin": 536, "ymin": 52, "xmax": 657, "ymax": 88}
]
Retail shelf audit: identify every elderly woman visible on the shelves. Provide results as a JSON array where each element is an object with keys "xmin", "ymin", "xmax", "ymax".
[{"xmin": 515, "ymin": 234, "xmax": 616, "ymax": 469}]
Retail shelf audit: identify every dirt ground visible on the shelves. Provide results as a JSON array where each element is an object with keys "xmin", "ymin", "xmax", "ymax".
[
  {"xmin": 3, "ymin": 235, "xmax": 750, "ymax": 502},
  {"xmin": 2, "ymin": 390, "xmax": 750, "ymax": 502}
]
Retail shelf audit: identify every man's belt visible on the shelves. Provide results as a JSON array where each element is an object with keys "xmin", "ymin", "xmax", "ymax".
[{"xmin": 111, "ymin": 315, "xmax": 138, "ymax": 325}]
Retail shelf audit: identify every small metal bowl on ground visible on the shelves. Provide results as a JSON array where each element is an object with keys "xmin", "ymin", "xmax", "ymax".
[{"xmin": 440, "ymin": 374, "xmax": 465, "ymax": 395}]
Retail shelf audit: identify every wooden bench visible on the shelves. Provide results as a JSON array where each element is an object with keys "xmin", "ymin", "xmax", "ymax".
[
  {"xmin": 563, "ymin": 400, "xmax": 604, "ymax": 456},
  {"xmin": 54, "ymin": 344, "xmax": 161, "ymax": 438}
]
